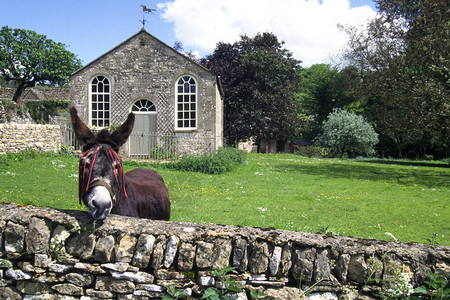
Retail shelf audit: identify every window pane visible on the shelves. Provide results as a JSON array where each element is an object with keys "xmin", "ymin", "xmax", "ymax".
[
  {"xmin": 190, "ymin": 120, "xmax": 196, "ymax": 127},
  {"xmin": 92, "ymin": 120, "xmax": 98, "ymax": 126},
  {"xmin": 92, "ymin": 103, "xmax": 97, "ymax": 110},
  {"xmin": 92, "ymin": 95, "xmax": 97, "ymax": 102},
  {"xmin": 92, "ymin": 112, "xmax": 97, "ymax": 118},
  {"xmin": 190, "ymin": 103, "xmax": 196, "ymax": 110},
  {"xmin": 184, "ymin": 120, "xmax": 189, "ymax": 127},
  {"xmin": 178, "ymin": 120, "xmax": 183, "ymax": 127},
  {"xmin": 99, "ymin": 112, "xmax": 103, "ymax": 118},
  {"xmin": 104, "ymin": 85, "xmax": 110, "ymax": 93},
  {"xmin": 184, "ymin": 104, "xmax": 189, "ymax": 110},
  {"xmin": 184, "ymin": 112, "xmax": 189, "ymax": 119},
  {"xmin": 178, "ymin": 112, "xmax": 183, "ymax": 119},
  {"xmin": 98, "ymin": 82, "xmax": 103, "ymax": 92},
  {"xmin": 92, "ymin": 86, "xmax": 97, "ymax": 93},
  {"xmin": 105, "ymin": 103, "xmax": 110, "ymax": 110},
  {"xmin": 191, "ymin": 112, "xmax": 196, "ymax": 118},
  {"xmin": 178, "ymin": 104, "xmax": 183, "ymax": 110}
]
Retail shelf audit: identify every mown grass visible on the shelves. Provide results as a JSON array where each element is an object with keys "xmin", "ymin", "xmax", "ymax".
[{"xmin": 0, "ymin": 152, "xmax": 448, "ymax": 245}]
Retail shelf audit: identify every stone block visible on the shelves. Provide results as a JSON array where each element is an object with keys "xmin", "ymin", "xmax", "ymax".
[
  {"xmin": 291, "ymin": 247, "xmax": 316, "ymax": 282},
  {"xmin": 212, "ymin": 238, "xmax": 233, "ymax": 269},
  {"xmin": 347, "ymin": 254, "xmax": 368, "ymax": 283},
  {"xmin": 196, "ymin": 241, "xmax": 214, "ymax": 268},
  {"xmin": 26, "ymin": 217, "xmax": 51, "ymax": 254},
  {"xmin": 66, "ymin": 272, "xmax": 94, "ymax": 286},
  {"xmin": 95, "ymin": 276, "xmax": 136, "ymax": 293},
  {"xmin": 111, "ymin": 271, "xmax": 154, "ymax": 283},
  {"xmin": 116, "ymin": 234, "xmax": 137, "ymax": 263},
  {"xmin": 151, "ymin": 235, "xmax": 167, "ymax": 270},
  {"xmin": 269, "ymin": 246, "xmax": 282, "ymax": 276},
  {"xmin": 177, "ymin": 242, "xmax": 196, "ymax": 271},
  {"xmin": 163, "ymin": 235, "xmax": 179, "ymax": 268},
  {"xmin": 94, "ymin": 235, "xmax": 115, "ymax": 263},
  {"xmin": 232, "ymin": 238, "xmax": 248, "ymax": 271},
  {"xmin": 34, "ymin": 254, "xmax": 51, "ymax": 268},
  {"xmin": 52, "ymin": 283, "xmax": 83, "ymax": 296},
  {"xmin": 132, "ymin": 234, "xmax": 155, "ymax": 268},
  {"xmin": 280, "ymin": 242, "xmax": 292, "ymax": 277},
  {"xmin": 248, "ymin": 241, "xmax": 270, "ymax": 274},
  {"xmin": 66, "ymin": 231, "xmax": 96, "ymax": 260},
  {"xmin": 4, "ymin": 222, "xmax": 25, "ymax": 253}
]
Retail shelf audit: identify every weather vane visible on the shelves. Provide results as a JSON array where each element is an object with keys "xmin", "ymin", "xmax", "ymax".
[{"xmin": 140, "ymin": 4, "xmax": 156, "ymax": 28}]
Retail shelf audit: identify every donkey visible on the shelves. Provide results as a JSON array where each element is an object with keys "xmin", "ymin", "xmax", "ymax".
[{"xmin": 70, "ymin": 107, "xmax": 170, "ymax": 220}]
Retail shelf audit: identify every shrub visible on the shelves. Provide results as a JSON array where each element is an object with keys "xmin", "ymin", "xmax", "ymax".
[
  {"xmin": 315, "ymin": 109, "xmax": 378, "ymax": 157},
  {"xmin": 165, "ymin": 147, "xmax": 247, "ymax": 174}
]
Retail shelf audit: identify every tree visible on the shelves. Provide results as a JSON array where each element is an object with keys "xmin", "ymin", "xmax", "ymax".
[
  {"xmin": 298, "ymin": 64, "xmax": 364, "ymax": 140},
  {"xmin": 0, "ymin": 26, "xmax": 82, "ymax": 102},
  {"xmin": 202, "ymin": 32, "xmax": 302, "ymax": 149},
  {"xmin": 341, "ymin": 0, "xmax": 449, "ymax": 158},
  {"xmin": 315, "ymin": 109, "xmax": 379, "ymax": 157}
]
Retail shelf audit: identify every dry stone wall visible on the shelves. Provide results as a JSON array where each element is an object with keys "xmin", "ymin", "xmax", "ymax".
[
  {"xmin": 0, "ymin": 123, "xmax": 60, "ymax": 154},
  {"xmin": 0, "ymin": 203, "xmax": 448, "ymax": 299}
]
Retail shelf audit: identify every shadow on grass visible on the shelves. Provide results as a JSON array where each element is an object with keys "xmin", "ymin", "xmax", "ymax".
[
  {"xmin": 276, "ymin": 161, "xmax": 450, "ymax": 188},
  {"xmin": 357, "ymin": 159, "xmax": 449, "ymax": 169}
]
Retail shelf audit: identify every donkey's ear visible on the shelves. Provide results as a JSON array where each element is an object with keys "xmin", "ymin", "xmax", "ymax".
[
  {"xmin": 110, "ymin": 112, "xmax": 135, "ymax": 151},
  {"xmin": 70, "ymin": 106, "xmax": 95, "ymax": 146}
]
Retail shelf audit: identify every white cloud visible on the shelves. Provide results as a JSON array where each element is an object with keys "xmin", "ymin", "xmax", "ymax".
[{"xmin": 158, "ymin": 0, "xmax": 376, "ymax": 66}]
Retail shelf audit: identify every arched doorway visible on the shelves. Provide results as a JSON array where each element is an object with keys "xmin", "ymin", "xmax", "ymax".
[{"xmin": 129, "ymin": 99, "xmax": 157, "ymax": 156}]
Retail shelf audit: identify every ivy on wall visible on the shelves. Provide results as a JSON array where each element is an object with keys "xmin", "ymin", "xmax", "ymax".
[{"xmin": 0, "ymin": 98, "xmax": 69, "ymax": 124}]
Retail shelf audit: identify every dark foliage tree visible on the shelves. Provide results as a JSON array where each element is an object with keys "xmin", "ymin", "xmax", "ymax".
[
  {"xmin": 202, "ymin": 32, "xmax": 302, "ymax": 149},
  {"xmin": 342, "ymin": 0, "xmax": 449, "ymax": 158},
  {"xmin": 0, "ymin": 26, "xmax": 82, "ymax": 102}
]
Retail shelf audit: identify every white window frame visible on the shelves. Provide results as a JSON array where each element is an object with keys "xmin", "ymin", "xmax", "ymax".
[
  {"xmin": 89, "ymin": 75, "xmax": 111, "ymax": 127},
  {"xmin": 175, "ymin": 75, "xmax": 198, "ymax": 131}
]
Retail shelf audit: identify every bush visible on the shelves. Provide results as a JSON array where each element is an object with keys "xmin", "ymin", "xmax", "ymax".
[
  {"xmin": 165, "ymin": 147, "xmax": 247, "ymax": 174},
  {"xmin": 315, "ymin": 109, "xmax": 378, "ymax": 157}
]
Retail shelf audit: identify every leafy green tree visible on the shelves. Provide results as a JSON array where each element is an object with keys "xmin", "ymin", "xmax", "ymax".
[
  {"xmin": 342, "ymin": 0, "xmax": 449, "ymax": 158},
  {"xmin": 298, "ymin": 64, "xmax": 364, "ymax": 140},
  {"xmin": 0, "ymin": 26, "xmax": 82, "ymax": 102},
  {"xmin": 315, "ymin": 109, "xmax": 378, "ymax": 157},
  {"xmin": 203, "ymin": 32, "xmax": 302, "ymax": 149}
]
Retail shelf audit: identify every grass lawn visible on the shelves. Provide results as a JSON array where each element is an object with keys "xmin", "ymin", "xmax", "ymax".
[{"xmin": 0, "ymin": 152, "xmax": 448, "ymax": 245}]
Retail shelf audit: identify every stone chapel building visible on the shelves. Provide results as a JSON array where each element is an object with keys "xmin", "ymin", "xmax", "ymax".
[{"xmin": 70, "ymin": 29, "xmax": 223, "ymax": 157}]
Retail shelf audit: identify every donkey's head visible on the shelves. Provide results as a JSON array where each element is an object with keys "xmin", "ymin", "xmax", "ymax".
[{"xmin": 70, "ymin": 107, "xmax": 135, "ymax": 219}]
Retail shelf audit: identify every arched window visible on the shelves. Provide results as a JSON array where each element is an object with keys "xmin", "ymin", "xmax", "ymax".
[
  {"xmin": 131, "ymin": 99, "xmax": 156, "ymax": 112},
  {"xmin": 90, "ymin": 75, "xmax": 110, "ymax": 127},
  {"xmin": 176, "ymin": 75, "xmax": 197, "ymax": 130}
]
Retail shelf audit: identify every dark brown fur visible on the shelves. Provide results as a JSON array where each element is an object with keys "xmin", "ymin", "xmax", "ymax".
[{"xmin": 70, "ymin": 107, "xmax": 170, "ymax": 220}]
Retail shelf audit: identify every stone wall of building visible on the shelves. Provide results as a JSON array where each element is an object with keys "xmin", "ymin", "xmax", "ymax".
[
  {"xmin": 0, "ymin": 203, "xmax": 448, "ymax": 299},
  {"xmin": 70, "ymin": 29, "xmax": 223, "ymax": 157},
  {"xmin": 0, "ymin": 124, "xmax": 60, "ymax": 154}
]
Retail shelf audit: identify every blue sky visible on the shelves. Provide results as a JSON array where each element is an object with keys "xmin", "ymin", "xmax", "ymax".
[{"xmin": 0, "ymin": 0, "xmax": 377, "ymax": 67}]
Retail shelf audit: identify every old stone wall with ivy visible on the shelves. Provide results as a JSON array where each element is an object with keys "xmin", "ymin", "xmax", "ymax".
[
  {"xmin": 0, "ymin": 203, "xmax": 448, "ymax": 299},
  {"xmin": 0, "ymin": 124, "xmax": 60, "ymax": 154}
]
